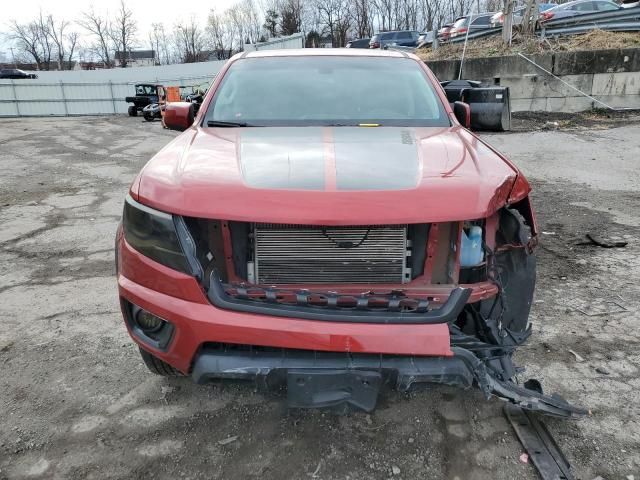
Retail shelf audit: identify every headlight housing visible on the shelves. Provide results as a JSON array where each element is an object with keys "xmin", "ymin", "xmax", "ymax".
[{"xmin": 122, "ymin": 195, "xmax": 202, "ymax": 279}]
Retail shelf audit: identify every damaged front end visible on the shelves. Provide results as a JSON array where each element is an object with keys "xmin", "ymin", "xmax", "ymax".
[
  {"xmin": 449, "ymin": 197, "xmax": 586, "ymax": 417},
  {"xmin": 182, "ymin": 198, "xmax": 586, "ymax": 417},
  {"xmin": 120, "ymin": 183, "xmax": 587, "ymax": 417}
]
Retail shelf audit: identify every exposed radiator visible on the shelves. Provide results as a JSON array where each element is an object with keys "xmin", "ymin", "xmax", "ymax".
[{"xmin": 253, "ymin": 224, "xmax": 409, "ymax": 284}]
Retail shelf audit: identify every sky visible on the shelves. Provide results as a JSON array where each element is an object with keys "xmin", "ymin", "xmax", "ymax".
[{"xmin": 0, "ymin": 0, "xmax": 242, "ymax": 59}]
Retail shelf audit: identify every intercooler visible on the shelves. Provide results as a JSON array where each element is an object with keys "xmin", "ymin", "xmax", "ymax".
[{"xmin": 252, "ymin": 224, "xmax": 410, "ymax": 284}]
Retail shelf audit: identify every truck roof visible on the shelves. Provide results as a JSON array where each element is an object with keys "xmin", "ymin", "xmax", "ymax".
[{"xmin": 240, "ymin": 48, "xmax": 411, "ymax": 60}]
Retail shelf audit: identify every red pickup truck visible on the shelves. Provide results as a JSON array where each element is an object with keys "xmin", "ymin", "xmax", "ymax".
[{"xmin": 115, "ymin": 49, "xmax": 584, "ymax": 416}]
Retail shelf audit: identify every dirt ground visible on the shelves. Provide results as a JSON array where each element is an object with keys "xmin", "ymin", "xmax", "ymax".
[{"xmin": 0, "ymin": 115, "xmax": 639, "ymax": 480}]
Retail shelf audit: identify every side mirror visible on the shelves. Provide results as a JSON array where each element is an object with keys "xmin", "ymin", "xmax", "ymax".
[
  {"xmin": 453, "ymin": 101, "xmax": 471, "ymax": 129},
  {"xmin": 163, "ymin": 102, "xmax": 194, "ymax": 132}
]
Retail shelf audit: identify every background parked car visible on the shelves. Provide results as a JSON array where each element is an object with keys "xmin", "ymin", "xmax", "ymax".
[
  {"xmin": 417, "ymin": 31, "xmax": 435, "ymax": 46},
  {"xmin": 346, "ymin": 38, "xmax": 371, "ymax": 48},
  {"xmin": 621, "ymin": 0, "xmax": 639, "ymax": 8},
  {"xmin": 0, "ymin": 69, "xmax": 38, "ymax": 79},
  {"xmin": 491, "ymin": 3, "xmax": 556, "ymax": 27},
  {"xmin": 369, "ymin": 30, "xmax": 419, "ymax": 48},
  {"xmin": 437, "ymin": 23, "xmax": 454, "ymax": 41},
  {"xmin": 540, "ymin": 0, "xmax": 622, "ymax": 21},
  {"xmin": 446, "ymin": 13, "xmax": 496, "ymax": 39}
]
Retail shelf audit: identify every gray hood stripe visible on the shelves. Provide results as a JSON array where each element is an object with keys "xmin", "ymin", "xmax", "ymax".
[{"xmin": 239, "ymin": 127, "xmax": 419, "ymax": 191}]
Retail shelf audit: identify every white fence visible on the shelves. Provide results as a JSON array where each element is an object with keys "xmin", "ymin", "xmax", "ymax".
[
  {"xmin": 0, "ymin": 60, "xmax": 225, "ymax": 117},
  {"xmin": 244, "ymin": 33, "xmax": 304, "ymax": 52}
]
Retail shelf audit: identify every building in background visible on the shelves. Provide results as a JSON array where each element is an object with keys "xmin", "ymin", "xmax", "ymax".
[{"xmin": 114, "ymin": 50, "xmax": 156, "ymax": 68}]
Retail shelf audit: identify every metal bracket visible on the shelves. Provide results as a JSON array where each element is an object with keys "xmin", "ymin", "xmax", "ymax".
[{"xmin": 504, "ymin": 403, "xmax": 576, "ymax": 480}]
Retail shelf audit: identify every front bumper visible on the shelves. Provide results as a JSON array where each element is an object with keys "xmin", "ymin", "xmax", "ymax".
[
  {"xmin": 116, "ymin": 232, "xmax": 484, "ymax": 372},
  {"xmin": 116, "ymin": 233, "xmax": 587, "ymax": 417},
  {"xmin": 118, "ymin": 274, "xmax": 454, "ymax": 373}
]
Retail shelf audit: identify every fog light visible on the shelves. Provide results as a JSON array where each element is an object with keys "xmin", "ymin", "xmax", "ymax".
[
  {"xmin": 135, "ymin": 309, "xmax": 164, "ymax": 333},
  {"xmin": 122, "ymin": 300, "xmax": 175, "ymax": 351}
]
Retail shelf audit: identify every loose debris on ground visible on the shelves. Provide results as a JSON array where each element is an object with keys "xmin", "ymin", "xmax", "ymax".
[
  {"xmin": 2, "ymin": 117, "xmax": 640, "ymax": 479},
  {"xmin": 511, "ymin": 109, "xmax": 640, "ymax": 132},
  {"xmin": 417, "ymin": 30, "xmax": 640, "ymax": 61}
]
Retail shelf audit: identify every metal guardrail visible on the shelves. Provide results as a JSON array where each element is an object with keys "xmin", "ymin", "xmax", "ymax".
[
  {"xmin": 444, "ymin": 27, "xmax": 502, "ymax": 44},
  {"xmin": 540, "ymin": 7, "xmax": 640, "ymax": 36},
  {"xmin": 542, "ymin": 5, "xmax": 640, "ymax": 27},
  {"xmin": 542, "ymin": 20, "xmax": 640, "ymax": 36},
  {"xmin": 441, "ymin": 7, "xmax": 640, "ymax": 44},
  {"xmin": 434, "ymin": 7, "xmax": 640, "ymax": 45}
]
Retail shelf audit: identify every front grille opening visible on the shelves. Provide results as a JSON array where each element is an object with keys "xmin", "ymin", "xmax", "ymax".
[
  {"xmin": 182, "ymin": 218, "xmax": 488, "ymax": 286},
  {"xmin": 252, "ymin": 223, "xmax": 411, "ymax": 284}
]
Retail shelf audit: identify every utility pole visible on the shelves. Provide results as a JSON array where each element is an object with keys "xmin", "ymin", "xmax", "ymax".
[{"xmin": 10, "ymin": 47, "xmax": 18, "ymax": 68}]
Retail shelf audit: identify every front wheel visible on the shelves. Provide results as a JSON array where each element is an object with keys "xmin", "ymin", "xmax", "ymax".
[
  {"xmin": 139, "ymin": 347, "xmax": 182, "ymax": 376},
  {"xmin": 143, "ymin": 113, "xmax": 154, "ymax": 122},
  {"xmin": 128, "ymin": 105, "xmax": 137, "ymax": 117}
]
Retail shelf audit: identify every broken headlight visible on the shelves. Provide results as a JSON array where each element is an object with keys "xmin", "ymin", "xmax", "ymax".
[{"xmin": 122, "ymin": 195, "xmax": 202, "ymax": 278}]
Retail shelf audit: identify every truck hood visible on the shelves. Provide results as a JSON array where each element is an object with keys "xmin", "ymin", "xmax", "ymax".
[{"xmin": 137, "ymin": 126, "xmax": 518, "ymax": 224}]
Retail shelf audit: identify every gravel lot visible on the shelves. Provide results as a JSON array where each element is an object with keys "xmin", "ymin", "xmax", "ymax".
[{"xmin": 0, "ymin": 116, "xmax": 639, "ymax": 480}]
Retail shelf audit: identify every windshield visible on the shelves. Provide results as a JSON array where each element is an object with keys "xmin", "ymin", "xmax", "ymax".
[
  {"xmin": 205, "ymin": 56, "xmax": 449, "ymax": 127},
  {"xmin": 136, "ymin": 85, "xmax": 156, "ymax": 95}
]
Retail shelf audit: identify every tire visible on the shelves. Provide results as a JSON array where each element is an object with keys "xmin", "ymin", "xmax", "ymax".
[
  {"xmin": 128, "ymin": 105, "xmax": 137, "ymax": 117},
  {"xmin": 139, "ymin": 347, "xmax": 182, "ymax": 376},
  {"xmin": 143, "ymin": 113, "xmax": 154, "ymax": 122}
]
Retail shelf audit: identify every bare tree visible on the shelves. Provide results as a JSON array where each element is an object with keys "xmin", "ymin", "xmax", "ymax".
[
  {"xmin": 7, "ymin": 20, "xmax": 44, "ymax": 68},
  {"xmin": 149, "ymin": 23, "xmax": 172, "ymax": 64},
  {"xmin": 175, "ymin": 17, "xmax": 206, "ymax": 63},
  {"xmin": 66, "ymin": 32, "xmax": 79, "ymax": 68},
  {"xmin": 227, "ymin": 4, "xmax": 249, "ymax": 49},
  {"xmin": 352, "ymin": 0, "xmax": 373, "ymax": 37},
  {"xmin": 207, "ymin": 9, "xmax": 234, "ymax": 58},
  {"xmin": 7, "ymin": 10, "xmax": 57, "ymax": 70},
  {"xmin": 36, "ymin": 11, "xmax": 54, "ymax": 69},
  {"xmin": 46, "ymin": 16, "xmax": 78, "ymax": 69},
  {"xmin": 111, "ymin": 0, "xmax": 137, "ymax": 67},
  {"xmin": 373, "ymin": 0, "xmax": 396, "ymax": 31},
  {"xmin": 47, "ymin": 16, "xmax": 67, "ymax": 70},
  {"xmin": 398, "ymin": 0, "xmax": 420, "ymax": 30},
  {"xmin": 241, "ymin": 0, "xmax": 264, "ymax": 44},
  {"xmin": 420, "ymin": 0, "xmax": 447, "ymax": 32},
  {"xmin": 315, "ymin": 0, "xmax": 352, "ymax": 47},
  {"xmin": 77, "ymin": 7, "xmax": 113, "ymax": 66},
  {"xmin": 279, "ymin": 0, "xmax": 304, "ymax": 36}
]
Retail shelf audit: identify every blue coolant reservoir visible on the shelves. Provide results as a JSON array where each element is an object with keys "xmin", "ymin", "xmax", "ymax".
[{"xmin": 460, "ymin": 226, "xmax": 484, "ymax": 267}]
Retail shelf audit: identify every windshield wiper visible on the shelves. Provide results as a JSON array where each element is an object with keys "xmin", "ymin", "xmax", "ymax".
[{"xmin": 207, "ymin": 120, "xmax": 252, "ymax": 127}]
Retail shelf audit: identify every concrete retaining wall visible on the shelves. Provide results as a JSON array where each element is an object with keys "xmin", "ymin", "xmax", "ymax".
[{"xmin": 426, "ymin": 48, "xmax": 640, "ymax": 112}]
